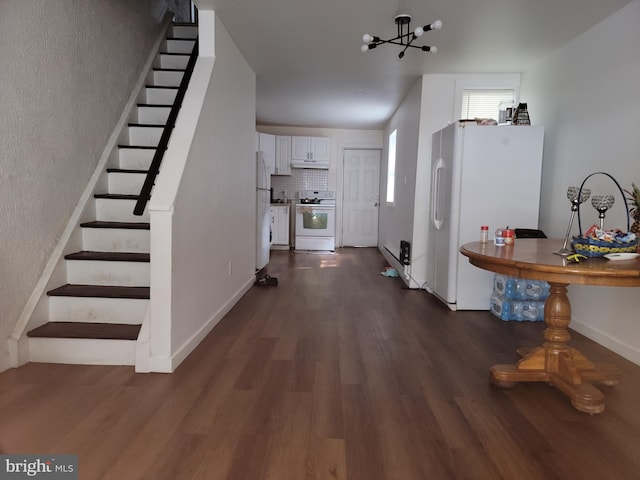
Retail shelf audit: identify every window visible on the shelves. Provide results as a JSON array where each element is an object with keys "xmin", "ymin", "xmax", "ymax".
[
  {"xmin": 460, "ymin": 89, "xmax": 515, "ymax": 121},
  {"xmin": 386, "ymin": 129, "xmax": 397, "ymax": 203}
]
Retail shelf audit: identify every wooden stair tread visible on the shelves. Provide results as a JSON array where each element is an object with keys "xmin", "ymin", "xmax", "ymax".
[
  {"xmin": 64, "ymin": 251, "xmax": 150, "ymax": 262},
  {"xmin": 106, "ymin": 168, "xmax": 149, "ymax": 174},
  {"xmin": 137, "ymin": 103, "xmax": 172, "ymax": 108},
  {"xmin": 27, "ymin": 322, "xmax": 141, "ymax": 340},
  {"xmin": 128, "ymin": 123, "xmax": 165, "ymax": 128},
  {"xmin": 47, "ymin": 284, "xmax": 150, "ymax": 299},
  {"xmin": 80, "ymin": 221, "xmax": 150, "ymax": 230},
  {"xmin": 153, "ymin": 68, "xmax": 186, "ymax": 72},
  {"xmin": 145, "ymin": 85, "xmax": 179, "ymax": 90},
  {"xmin": 118, "ymin": 145, "xmax": 158, "ymax": 149},
  {"xmin": 94, "ymin": 193, "xmax": 141, "ymax": 200}
]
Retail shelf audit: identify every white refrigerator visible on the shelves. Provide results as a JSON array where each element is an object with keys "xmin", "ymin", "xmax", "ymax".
[
  {"xmin": 256, "ymin": 152, "xmax": 271, "ymax": 271},
  {"xmin": 426, "ymin": 122, "xmax": 544, "ymax": 310}
]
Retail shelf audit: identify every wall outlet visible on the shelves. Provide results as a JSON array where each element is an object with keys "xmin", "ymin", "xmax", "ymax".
[{"xmin": 400, "ymin": 240, "xmax": 411, "ymax": 265}]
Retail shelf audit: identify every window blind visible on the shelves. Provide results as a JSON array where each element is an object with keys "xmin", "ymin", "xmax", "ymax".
[{"xmin": 460, "ymin": 89, "xmax": 515, "ymax": 120}]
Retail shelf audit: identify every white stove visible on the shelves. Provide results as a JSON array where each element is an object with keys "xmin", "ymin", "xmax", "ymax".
[{"xmin": 295, "ymin": 190, "xmax": 336, "ymax": 251}]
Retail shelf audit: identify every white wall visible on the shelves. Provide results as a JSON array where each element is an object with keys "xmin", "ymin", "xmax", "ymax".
[
  {"xmin": 0, "ymin": 1, "xmax": 167, "ymax": 373},
  {"xmin": 520, "ymin": 0, "xmax": 640, "ymax": 364},
  {"xmin": 379, "ymin": 80, "xmax": 422, "ymax": 281},
  {"xmin": 147, "ymin": 11, "xmax": 257, "ymax": 371}
]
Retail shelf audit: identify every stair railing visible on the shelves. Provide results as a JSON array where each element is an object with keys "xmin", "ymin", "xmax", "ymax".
[{"xmin": 133, "ymin": 37, "xmax": 199, "ymax": 216}]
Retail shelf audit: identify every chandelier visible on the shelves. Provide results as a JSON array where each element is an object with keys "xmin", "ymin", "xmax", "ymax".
[{"xmin": 361, "ymin": 15, "xmax": 442, "ymax": 59}]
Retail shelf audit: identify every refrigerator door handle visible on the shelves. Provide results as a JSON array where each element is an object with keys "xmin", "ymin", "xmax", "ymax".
[{"xmin": 431, "ymin": 158, "xmax": 445, "ymax": 230}]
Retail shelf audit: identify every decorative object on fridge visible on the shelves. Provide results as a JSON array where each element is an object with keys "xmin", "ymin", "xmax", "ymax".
[
  {"xmin": 361, "ymin": 15, "xmax": 441, "ymax": 59},
  {"xmin": 511, "ymin": 102, "xmax": 530, "ymax": 125},
  {"xmin": 571, "ymin": 172, "xmax": 638, "ymax": 257},
  {"xmin": 555, "ymin": 186, "xmax": 591, "ymax": 256}
]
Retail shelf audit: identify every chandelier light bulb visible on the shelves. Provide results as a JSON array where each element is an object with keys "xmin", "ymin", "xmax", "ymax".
[
  {"xmin": 361, "ymin": 44, "xmax": 369, "ymax": 52},
  {"xmin": 430, "ymin": 46, "xmax": 437, "ymax": 53},
  {"xmin": 432, "ymin": 20, "xmax": 442, "ymax": 29},
  {"xmin": 414, "ymin": 26, "xmax": 424, "ymax": 37},
  {"xmin": 362, "ymin": 33, "xmax": 373, "ymax": 43}
]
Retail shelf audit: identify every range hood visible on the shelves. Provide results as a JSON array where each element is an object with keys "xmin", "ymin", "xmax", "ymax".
[{"xmin": 291, "ymin": 158, "xmax": 329, "ymax": 169}]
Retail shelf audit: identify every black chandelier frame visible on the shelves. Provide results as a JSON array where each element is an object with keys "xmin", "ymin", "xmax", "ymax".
[{"xmin": 362, "ymin": 14, "xmax": 442, "ymax": 59}]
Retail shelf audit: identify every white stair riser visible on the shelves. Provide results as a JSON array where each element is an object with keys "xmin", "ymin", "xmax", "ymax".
[
  {"xmin": 109, "ymin": 172, "xmax": 147, "ymax": 195},
  {"xmin": 118, "ymin": 148, "xmax": 155, "ymax": 170},
  {"xmin": 49, "ymin": 297, "xmax": 147, "ymax": 324},
  {"xmin": 159, "ymin": 54, "xmax": 190, "ymax": 70},
  {"xmin": 145, "ymin": 88, "xmax": 177, "ymax": 105},
  {"xmin": 29, "ymin": 337, "xmax": 135, "ymax": 365},
  {"xmin": 165, "ymin": 39, "xmax": 195, "ymax": 54},
  {"xmin": 128, "ymin": 126, "xmax": 163, "ymax": 147},
  {"xmin": 153, "ymin": 70, "xmax": 184, "ymax": 87},
  {"xmin": 171, "ymin": 25, "xmax": 198, "ymax": 39},
  {"xmin": 96, "ymin": 198, "xmax": 150, "ymax": 222},
  {"xmin": 82, "ymin": 228, "xmax": 150, "ymax": 253},
  {"xmin": 138, "ymin": 106, "xmax": 170, "ymax": 125},
  {"xmin": 66, "ymin": 260, "xmax": 150, "ymax": 286}
]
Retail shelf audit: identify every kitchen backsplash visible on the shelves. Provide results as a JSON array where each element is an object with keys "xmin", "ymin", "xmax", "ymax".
[{"xmin": 271, "ymin": 169, "xmax": 328, "ymax": 201}]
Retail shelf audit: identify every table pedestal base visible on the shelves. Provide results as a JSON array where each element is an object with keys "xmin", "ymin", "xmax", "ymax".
[{"xmin": 490, "ymin": 282, "xmax": 621, "ymax": 414}]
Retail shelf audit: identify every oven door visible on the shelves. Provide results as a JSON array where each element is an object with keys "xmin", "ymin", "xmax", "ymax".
[{"xmin": 295, "ymin": 205, "xmax": 335, "ymax": 238}]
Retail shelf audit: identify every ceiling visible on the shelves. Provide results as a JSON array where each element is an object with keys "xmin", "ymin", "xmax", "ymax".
[{"xmin": 195, "ymin": 0, "xmax": 632, "ymax": 129}]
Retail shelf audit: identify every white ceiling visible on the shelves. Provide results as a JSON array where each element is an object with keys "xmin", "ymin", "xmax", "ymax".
[{"xmin": 195, "ymin": 0, "xmax": 632, "ymax": 129}]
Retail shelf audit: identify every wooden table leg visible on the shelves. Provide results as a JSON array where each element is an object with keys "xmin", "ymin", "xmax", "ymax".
[{"xmin": 490, "ymin": 282, "xmax": 621, "ymax": 414}]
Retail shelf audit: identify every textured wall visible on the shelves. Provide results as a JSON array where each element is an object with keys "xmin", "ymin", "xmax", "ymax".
[{"xmin": 0, "ymin": 0, "xmax": 167, "ymax": 371}]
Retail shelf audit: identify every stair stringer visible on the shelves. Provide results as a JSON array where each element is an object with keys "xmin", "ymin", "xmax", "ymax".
[{"xmin": 7, "ymin": 13, "xmax": 174, "ymax": 368}]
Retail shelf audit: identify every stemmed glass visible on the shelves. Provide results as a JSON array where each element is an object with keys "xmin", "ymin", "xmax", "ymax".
[
  {"xmin": 555, "ymin": 186, "xmax": 591, "ymax": 256},
  {"xmin": 591, "ymin": 195, "xmax": 615, "ymax": 229}
]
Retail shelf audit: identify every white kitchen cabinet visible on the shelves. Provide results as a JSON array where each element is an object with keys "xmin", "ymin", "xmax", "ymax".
[
  {"xmin": 258, "ymin": 133, "xmax": 276, "ymax": 176},
  {"xmin": 274, "ymin": 136, "xmax": 291, "ymax": 175},
  {"xmin": 270, "ymin": 205, "xmax": 290, "ymax": 247},
  {"xmin": 291, "ymin": 136, "xmax": 330, "ymax": 167}
]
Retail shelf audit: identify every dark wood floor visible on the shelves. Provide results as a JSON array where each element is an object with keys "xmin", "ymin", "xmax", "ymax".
[{"xmin": 2, "ymin": 247, "xmax": 640, "ymax": 479}]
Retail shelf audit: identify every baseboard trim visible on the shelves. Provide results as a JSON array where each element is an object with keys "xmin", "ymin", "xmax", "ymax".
[
  {"xmin": 380, "ymin": 245, "xmax": 411, "ymax": 288},
  {"xmin": 148, "ymin": 276, "xmax": 255, "ymax": 373},
  {"xmin": 570, "ymin": 320, "xmax": 640, "ymax": 366}
]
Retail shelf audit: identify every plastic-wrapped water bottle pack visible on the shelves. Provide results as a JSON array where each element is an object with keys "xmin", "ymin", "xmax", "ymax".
[{"xmin": 490, "ymin": 274, "xmax": 550, "ymax": 321}]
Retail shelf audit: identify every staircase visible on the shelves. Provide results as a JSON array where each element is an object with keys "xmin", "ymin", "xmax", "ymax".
[{"xmin": 26, "ymin": 23, "xmax": 198, "ymax": 366}]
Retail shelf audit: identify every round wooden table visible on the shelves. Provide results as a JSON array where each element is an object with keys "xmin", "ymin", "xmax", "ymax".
[{"xmin": 460, "ymin": 238, "xmax": 640, "ymax": 414}]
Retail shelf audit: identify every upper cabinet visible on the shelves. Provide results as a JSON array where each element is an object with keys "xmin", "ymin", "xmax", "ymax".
[
  {"xmin": 258, "ymin": 133, "xmax": 276, "ymax": 175},
  {"xmin": 291, "ymin": 136, "xmax": 330, "ymax": 169},
  {"xmin": 275, "ymin": 136, "xmax": 292, "ymax": 176}
]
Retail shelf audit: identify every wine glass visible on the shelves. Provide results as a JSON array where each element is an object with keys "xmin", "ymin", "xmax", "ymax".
[
  {"xmin": 555, "ymin": 186, "xmax": 591, "ymax": 256},
  {"xmin": 591, "ymin": 195, "xmax": 615, "ymax": 229}
]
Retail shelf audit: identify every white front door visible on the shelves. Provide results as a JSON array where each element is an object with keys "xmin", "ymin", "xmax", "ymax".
[{"xmin": 342, "ymin": 149, "xmax": 381, "ymax": 247}]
